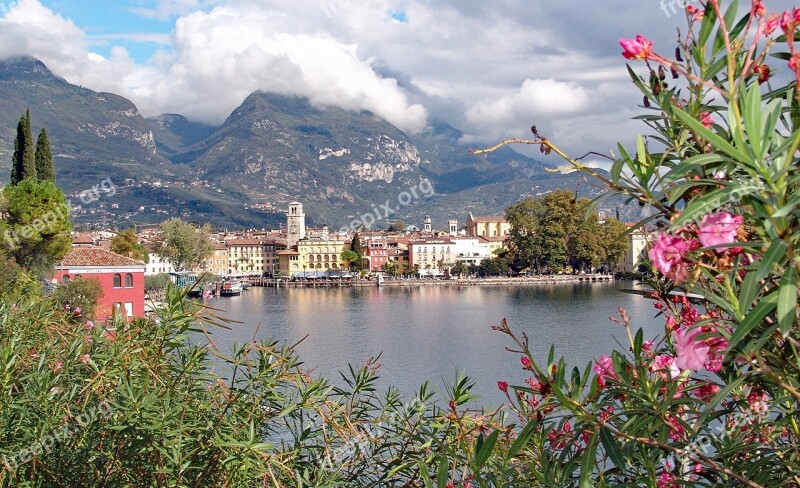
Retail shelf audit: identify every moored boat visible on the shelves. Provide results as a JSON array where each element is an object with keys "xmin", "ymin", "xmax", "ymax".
[{"xmin": 220, "ymin": 279, "xmax": 243, "ymax": 296}]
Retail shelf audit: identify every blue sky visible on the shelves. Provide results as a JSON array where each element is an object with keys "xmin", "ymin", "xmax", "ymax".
[
  {"xmin": 2, "ymin": 0, "xmax": 798, "ymax": 164},
  {"xmin": 39, "ymin": 0, "xmax": 174, "ymax": 61}
]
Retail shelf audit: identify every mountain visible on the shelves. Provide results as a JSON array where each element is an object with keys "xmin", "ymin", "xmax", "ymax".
[{"xmin": 0, "ymin": 57, "xmax": 633, "ymax": 230}]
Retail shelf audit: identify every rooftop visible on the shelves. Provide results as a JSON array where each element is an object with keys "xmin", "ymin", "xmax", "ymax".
[{"xmin": 56, "ymin": 247, "xmax": 145, "ymax": 268}]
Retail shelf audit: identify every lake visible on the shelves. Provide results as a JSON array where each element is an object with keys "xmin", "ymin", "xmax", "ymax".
[{"xmin": 201, "ymin": 281, "xmax": 664, "ymax": 406}]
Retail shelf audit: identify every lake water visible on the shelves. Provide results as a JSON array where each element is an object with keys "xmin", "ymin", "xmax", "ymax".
[{"xmin": 201, "ymin": 281, "xmax": 664, "ymax": 406}]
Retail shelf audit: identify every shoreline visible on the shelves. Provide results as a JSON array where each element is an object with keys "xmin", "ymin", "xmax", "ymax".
[{"xmin": 244, "ymin": 274, "xmax": 615, "ymax": 289}]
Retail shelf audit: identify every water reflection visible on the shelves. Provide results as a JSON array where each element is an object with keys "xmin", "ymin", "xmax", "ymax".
[{"xmin": 204, "ymin": 282, "xmax": 664, "ymax": 406}]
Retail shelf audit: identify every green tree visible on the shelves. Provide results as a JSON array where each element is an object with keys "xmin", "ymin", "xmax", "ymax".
[
  {"xmin": 598, "ymin": 218, "xmax": 630, "ymax": 270},
  {"xmin": 111, "ymin": 228, "xmax": 149, "ymax": 263},
  {"xmin": 1, "ymin": 179, "xmax": 72, "ymax": 275},
  {"xmin": 156, "ymin": 218, "xmax": 213, "ymax": 272},
  {"xmin": 35, "ymin": 127, "xmax": 55, "ymax": 183},
  {"xmin": 388, "ymin": 219, "xmax": 406, "ymax": 232},
  {"xmin": 350, "ymin": 232, "xmax": 364, "ymax": 271},
  {"xmin": 0, "ymin": 257, "xmax": 42, "ymax": 305},
  {"xmin": 52, "ymin": 276, "xmax": 104, "ymax": 322},
  {"xmin": 450, "ymin": 261, "xmax": 469, "ymax": 277},
  {"xmin": 340, "ymin": 249, "xmax": 360, "ymax": 271},
  {"xmin": 568, "ymin": 211, "xmax": 603, "ymax": 272},
  {"xmin": 380, "ymin": 260, "xmax": 398, "ymax": 276},
  {"xmin": 10, "ymin": 110, "xmax": 36, "ymax": 184}
]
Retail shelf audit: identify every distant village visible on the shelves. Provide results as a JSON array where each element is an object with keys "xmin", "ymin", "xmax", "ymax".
[{"xmin": 66, "ymin": 201, "xmax": 651, "ymax": 281}]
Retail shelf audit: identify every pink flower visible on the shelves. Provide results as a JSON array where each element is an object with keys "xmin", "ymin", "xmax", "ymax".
[
  {"xmin": 781, "ymin": 10, "xmax": 793, "ymax": 32},
  {"xmin": 657, "ymin": 471, "xmax": 677, "ymax": 487},
  {"xmin": 497, "ymin": 381, "xmax": 509, "ymax": 393},
  {"xmin": 85, "ymin": 320, "xmax": 94, "ymax": 330},
  {"xmin": 619, "ymin": 35, "xmax": 652, "ymax": 60},
  {"xmin": 693, "ymin": 382, "xmax": 721, "ymax": 402},
  {"xmin": 754, "ymin": 64, "xmax": 771, "ymax": 84},
  {"xmin": 700, "ymin": 112, "xmax": 714, "ymax": 128},
  {"xmin": 747, "ymin": 389, "xmax": 769, "ymax": 418},
  {"xmin": 648, "ymin": 233, "xmax": 698, "ymax": 283},
  {"xmin": 765, "ymin": 13, "xmax": 780, "ymax": 34},
  {"xmin": 753, "ymin": 1, "xmax": 766, "ymax": 17},
  {"xmin": 520, "ymin": 356, "xmax": 532, "ymax": 369},
  {"xmin": 651, "ymin": 354, "xmax": 681, "ymax": 380},
  {"xmin": 53, "ymin": 360, "xmax": 63, "ymax": 373},
  {"xmin": 673, "ymin": 327, "xmax": 710, "ymax": 371},
  {"xmin": 698, "ymin": 212, "xmax": 742, "ymax": 252},
  {"xmin": 593, "ymin": 355, "xmax": 616, "ymax": 381},
  {"xmin": 79, "ymin": 354, "xmax": 90, "ymax": 364}
]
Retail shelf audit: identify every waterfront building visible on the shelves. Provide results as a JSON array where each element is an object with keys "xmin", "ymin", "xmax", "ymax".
[
  {"xmin": 451, "ymin": 237, "xmax": 493, "ymax": 266},
  {"xmin": 226, "ymin": 238, "xmax": 268, "ymax": 276},
  {"xmin": 143, "ymin": 243, "xmax": 176, "ymax": 275},
  {"xmin": 53, "ymin": 247, "xmax": 146, "ymax": 322},
  {"xmin": 278, "ymin": 238, "xmax": 349, "ymax": 277},
  {"xmin": 465, "ymin": 212, "xmax": 511, "ymax": 238},
  {"xmin": 196, "ymin": 242, "xmax": 228, "ymax": 276},
  {"xmin": 386, "ymin": 247, "xmax": 410, "ymax": 274},
  {"xmin": 620, "ymin": 227, "xmax": 654, "ymax": 273},
  {"xmin": 408, "ymin": 238, "xmax": 455, "ymax": 277},
  {"xmin": 363, "ymin": 239, "xmax": 388, "ymax": 271}
]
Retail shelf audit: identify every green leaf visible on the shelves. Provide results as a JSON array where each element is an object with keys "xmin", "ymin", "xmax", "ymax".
[
  {"xmin": 579, "ymin": 431, "xmax": 599, "ymax": 488},
  {"xmin": 599, "ymin": 427, "xmax": 625, "ymax": 471},
  {"xmin": 729, "ymin": 291, "xmax": 778, "ymax": 350},
  {"xmin": 742, "ymin": 83, "xmax": 763, "ymax": 160},
  {"xmin": 674, "ymin": 108, "xmax": 752, "ymax": 164},
  {"xmin": 507, "ymin": 420, "xmax": 537, "ymax": 461},
  {"xmin": 473, "ymin": 430, "xmax": 499, "ymax": 471},
  {"xmin": 436, "ymin": 456, "xmax": 449, "ymax": 488},
  {"xmin": 672, "ymin": 184, "xmax": 759, "ymax": 227},
  {"xmin": 777, "ymin": 267, "xmax": 798, "ymax": 336},
  {"xmin": 739, "ymin": 240, "xmax": 787, "ymax": 312}
]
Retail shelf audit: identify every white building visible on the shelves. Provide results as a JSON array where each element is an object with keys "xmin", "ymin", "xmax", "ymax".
[
  {"xmin": 144, "ymin": 248, "xmax": 176, "ymax": 276},
  {"xmin": 620, "ymin": 228, "xmax": 654, "ymax": 273}
]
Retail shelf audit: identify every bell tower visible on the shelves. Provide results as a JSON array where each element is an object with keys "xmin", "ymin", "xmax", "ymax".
[{"xmin": 287, "ymin": 202, "xmax": 306, "ymax": 248}]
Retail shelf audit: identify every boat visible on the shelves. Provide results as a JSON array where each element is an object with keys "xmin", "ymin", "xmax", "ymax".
[
  {"xmin": 220, "ymin": 279, "xmax": 243, "ymax": 296},
  {"xmin": 240, "ymin": 281, "xmax": 251, "ymax": 290}
]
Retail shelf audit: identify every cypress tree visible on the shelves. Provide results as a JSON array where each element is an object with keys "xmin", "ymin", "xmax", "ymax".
[
  {"xmin": 35, "ymin": 128, "xmax": 55, "ymax": 183},
  {"xmin": 10, "ymin": 114, "xmax": 25, "ymax": 185},
  {"xmin": 21, "ymin": 109, "xmax": 36, "ymax": 181}
]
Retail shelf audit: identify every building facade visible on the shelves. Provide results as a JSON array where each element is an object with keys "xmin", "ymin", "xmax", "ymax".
[
  {"xmin": 466, "ymin": 212, "xmax": 511, "ymax": 238},
  {"xmin": 53, "ymin": 247, "xmax": 146, "ymax": 322}
]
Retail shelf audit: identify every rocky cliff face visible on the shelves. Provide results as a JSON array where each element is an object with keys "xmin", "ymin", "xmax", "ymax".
[{"xmin": 0, "ymin": 57, "xmax": 631, "ymax": 229}]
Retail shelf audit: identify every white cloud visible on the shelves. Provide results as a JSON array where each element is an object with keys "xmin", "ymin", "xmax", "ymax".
[{"xmin": 462, "ymin": 79, "xmax": 591, "ymax": 143}]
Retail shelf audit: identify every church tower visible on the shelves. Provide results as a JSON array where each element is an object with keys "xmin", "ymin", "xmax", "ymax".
[
  {"xmin": 423, "ymin": 215, "xmax": 432, "ymax": 233},
  {"xmin": 287, "ymin": 202, "xmax": 306, "ymax": 249},
  {"xmin": 448, "ymin": 220, "xmax": 458, "ymax": 237}
]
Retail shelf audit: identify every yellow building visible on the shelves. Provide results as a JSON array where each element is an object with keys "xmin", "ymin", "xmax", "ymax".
[
  {"xmin": 195, "ymin": 242, "xmax": 229, "ymax": 276},
  {"xmin": 466, "ymin": 212, "xmax": 511, "ymax": 238},
  {"xmin": 278, "ymin": 238, "xmax": 349, "ymax": 277},
  {"xmin": 226, "ymin": 238, "xmax": 267, "ymax": 276}
]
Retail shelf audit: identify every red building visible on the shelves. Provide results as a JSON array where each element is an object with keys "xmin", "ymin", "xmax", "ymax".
[
  {"xmin": 363, "ymin": 240, "xmax": 388, "ymax": 271},
  {"xmin": 53, "ymin": 247, "xmax": 146, "ymax": 322}
]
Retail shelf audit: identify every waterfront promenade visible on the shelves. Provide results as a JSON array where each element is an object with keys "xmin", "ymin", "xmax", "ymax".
[{"xmin": 242, "ymin": 274, "xmax": 614, "ymax": 288}]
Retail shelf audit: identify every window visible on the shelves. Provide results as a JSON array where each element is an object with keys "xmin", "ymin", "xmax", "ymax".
[
  {"xmin": 113, "ymin": 273, "xmax": 122, "ymax": 288},
  {"xmin": 125, "ymin": 273, "xmax": 133, "ymax": 288}
]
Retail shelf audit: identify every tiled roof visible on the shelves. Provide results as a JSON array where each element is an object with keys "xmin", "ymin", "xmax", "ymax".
[
  {"xmin": 57, "ymin": 247, "xmax": 145, "ymax": 267},
  {"xmin": 226, "ymin": 239, "xmax": 263, "ymax": 246}
]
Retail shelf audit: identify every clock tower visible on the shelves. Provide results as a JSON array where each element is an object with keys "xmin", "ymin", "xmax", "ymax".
[{"xmin": 287, "ymin": 202, "xmax": 306, "ymax": 249}]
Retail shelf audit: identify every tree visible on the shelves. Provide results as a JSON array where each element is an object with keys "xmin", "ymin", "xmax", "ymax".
[
  {"xmin": 350, "ymin": 232, "xmax": 364, "ymax": 271},
  {"xmin": 450, "ymin": 261, "xmax": 469, "ymax": 277},
  {"xmin": 0, "ymin": 257, "xmax": 42, "ymax": 305},
  {"xmin": 1, "ymin": 179, "xmax": 72, "ymax": 275},
  {"xmin": 35, "ymin": 128, "xmax": 55, "ymax": 183},
  {"xmin": 340, "ymin": 249, "xmax": 360, "ymax": 271},
  {"xmin": 598, "ymin": 218, "xmax": 630, "ymax": 270},
  {"xmin": 388, "ymin": 219, "xmax": 406, "ymax": 232},
  {"xmin": 157, "ymin": 218, "xmax": 213, "ymax": 272},
  {"xmin": 381, "ymin": 260, "xmax": 398, "ymax": 276},
  {"xmin": 52, "ymin": 276, "xmax": 104, "ymax": 322},
  {"xmin": 10, "ymin": 110, "xmax": 36, "ymax": 184},
  {"xmin": 111, "ymin": 228, "xmax": 149, "ymax": 263}
]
